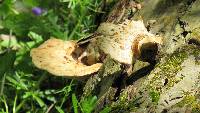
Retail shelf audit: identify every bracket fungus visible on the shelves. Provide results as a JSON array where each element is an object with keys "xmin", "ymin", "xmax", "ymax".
[
  {"xmin": 30, "ymin": 39, "xmax": 102, "ymax": 77},
  {"xmin": 83, "ymin": 19, "xmax": 163, "ymax": 64},
  {"xmin": 31, "ymin": 19, "xmax": 162, "ymax": 77}
]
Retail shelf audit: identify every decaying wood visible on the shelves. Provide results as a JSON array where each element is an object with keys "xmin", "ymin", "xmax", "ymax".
[{"xmin": 81, "ymin": 0, "xmax": 200, "ymax": 113}]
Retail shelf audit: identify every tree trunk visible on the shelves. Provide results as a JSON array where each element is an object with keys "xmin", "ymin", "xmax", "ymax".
[{"xmin": 81, "ymin": 0, "xmax": 200, "ymax": 112}]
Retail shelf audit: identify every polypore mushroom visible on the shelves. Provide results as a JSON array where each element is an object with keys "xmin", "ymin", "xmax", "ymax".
[
  {"xmin": 83, "ymin": 19, "xmax": 163, "ymax": 64},
  {"xmin": 30, "ymin": 38, "xmax": 102, "ymax": 77},
  {"xmin": 31, "ymin": 19, "xmax": 162, "ymax": 77}
]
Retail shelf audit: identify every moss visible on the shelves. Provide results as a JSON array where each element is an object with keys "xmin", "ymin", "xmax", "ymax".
[
  {"xmin": 160, "ymin": 51, "xmax": 187, "ymax": 74},
  {"xmin": 119, "ymin": 91, "xmax": 128, "ymax": 103},
  {"xmin": 149, "ymin": 91, "xmax": 160, "ymax": 104},
  {"xmin": 192, "ymin": 107, "xmax": 200, "ymax": 113},
  {"xmin": 174, "ymin": 95, "xmax": 200, "ymax": 109},
  {"xmin": 191, "ymin": 28, "xmax": 200, "ymax": 41},
  {"xmin": 149, "ymin": 50, "xmax": 188, "ymax": 91},
  {"xmin": 146, "ymin": 45, "xmax": 200, "ymax": 105},
  {"xmin": 192, "ymin": 48, "xmax": 200, "ymax": 57},
  {"xmin": 111, "ymin": 96, "xmax": 142, "ymax": 113}
]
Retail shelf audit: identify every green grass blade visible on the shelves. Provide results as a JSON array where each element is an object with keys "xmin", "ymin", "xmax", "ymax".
[
  {"xmin": 32, "ymin": 94, "xmax": 45, "ymax": 107},
  {"xmin": 55, "ymin": 106, "xmax": 65, "ymax": 113},
  {"xmin": 72, "ymin": 93, "xmax": 78, "ymax": 113},
  {"xmin": 12, "ymin": 95, "xmax": 17, "ymax": 113}
]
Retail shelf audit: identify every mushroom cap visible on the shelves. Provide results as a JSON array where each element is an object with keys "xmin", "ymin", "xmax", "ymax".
[
  {"xmin": 30, "ymin": 38, "xmax": 102, "ymax": 77},
  {"xmin": 96, "ymin": 19, "xmax": 162, "ymax": 64}
]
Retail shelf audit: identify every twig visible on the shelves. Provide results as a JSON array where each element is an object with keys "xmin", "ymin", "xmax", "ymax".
[{"xmin": 45, "ymin": 103, "xmax": 56, "ymax": 113}]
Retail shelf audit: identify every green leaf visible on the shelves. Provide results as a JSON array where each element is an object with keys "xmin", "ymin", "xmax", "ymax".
[
  {"xmin": 12, "ymin": 95, "xmax": 17, "ymax": 113},
  {"xmin": 1, "ymin": 96, "xmax": 9, "ymax": 113},
  {"xmin": 22, "ymin": 92, "xmax": 32, "ymax": 98},
  {"xmin": 28, "ymin": 31, "xmax": 43, "ymax": 43},
  {"xmin": 72, "ymin": 93, "xmax": 79, "ymax": 113},
  {"xmin": 0, "ymin": 50, "xmax": 15, "ymax": 78},
  {"xmin": 55, "ymin": 106, "xmax": 65, "ymax": 113},
  {"xmin": 81, "ymin": 96, "xmax": 97, "ymax": 113},
  {"xmin": 32, "ymin": 94, "xmax": 45, "ymax": 107},
  {"xmin": 0, "ymin": 35, "xmax": 18, "ymax": 48},
  {"xmin": 59, "ymin": 0, "xmax": 69, "ymax": 3},
  {"xmin": 6, "ymin": 74, "xmax": 28, "ymax": 90}
]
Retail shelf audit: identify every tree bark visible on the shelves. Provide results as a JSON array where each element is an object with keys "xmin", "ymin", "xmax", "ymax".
[{"xmin": 81, "ymin": 0, "xmax": 200, "ymax": 112}]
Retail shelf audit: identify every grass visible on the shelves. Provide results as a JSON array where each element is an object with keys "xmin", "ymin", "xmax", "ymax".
[{"xmin": 0, "ymin": 0, "xmax": 115, "ymax": 112}]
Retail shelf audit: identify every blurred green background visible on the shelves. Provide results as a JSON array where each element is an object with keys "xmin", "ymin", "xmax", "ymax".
[{"xmin": 0, "ymin": 0, "xmax": 116, "ymax": 112}]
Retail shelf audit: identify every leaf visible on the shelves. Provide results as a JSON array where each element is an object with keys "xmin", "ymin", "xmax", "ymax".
[
  {"xmin": 55, "ymin": 106, "xmax": 65, "ymax": 113},
  {"xmin": 0, "ymin": 50, "xmax": 16, "ymax": 78},
  {"xmin": 59, "ymin": 0, "xmax": 69, "ymax": 3},
  {"xmin": 72, "ymin": 93, "xmax": 79, "ymax": 113},
  {"xmin": 32, "ymin": 94, "xmax": 45, "ymax": 107},
  {"xmin": 0, "ymin": 35, "xmax": 18, "ymax": 48},
  {"xmin": 12, "ymin": 95, "xmax": 17, "ymax": 113},
  {"xmin": 22, "ymin": 92, "xmax": 32, "ymax": 98},
  {"xmin": 46, "ymin": 12, "xmax": 65, "ymax": 39},
  {"xmin": 6, "ymin": 73, "xmax": 28, "ymax": 90},
  {"xmin": 28, "ymin": 31, "xmax": 43, "ymax": 43},
  {"xmin": 1, "ymin": 96, "xmax": 9, "ymax": 113},
  {"xmin": 81, "ymin": 96, "xmax": 97, "ymax": 113}
]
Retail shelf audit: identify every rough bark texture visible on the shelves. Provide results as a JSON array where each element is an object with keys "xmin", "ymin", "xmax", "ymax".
[{"xmin": 81, "ymin": 0, "xmax": 200, "ymax": 112}]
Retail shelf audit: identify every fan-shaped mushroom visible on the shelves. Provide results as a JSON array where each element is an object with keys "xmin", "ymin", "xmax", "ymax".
[
  {"xmin": 86, "ymin": 19, "xmax": 163, "ymax": 64},
  {"xmin": 30, "ymin": 39, "xmax": 102, "ymax": 77}
]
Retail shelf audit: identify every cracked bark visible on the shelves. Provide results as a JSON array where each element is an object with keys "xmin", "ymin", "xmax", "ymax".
[{"xmin": 81, "ymin": 0, "xmax": 200, "ymax": 112}]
